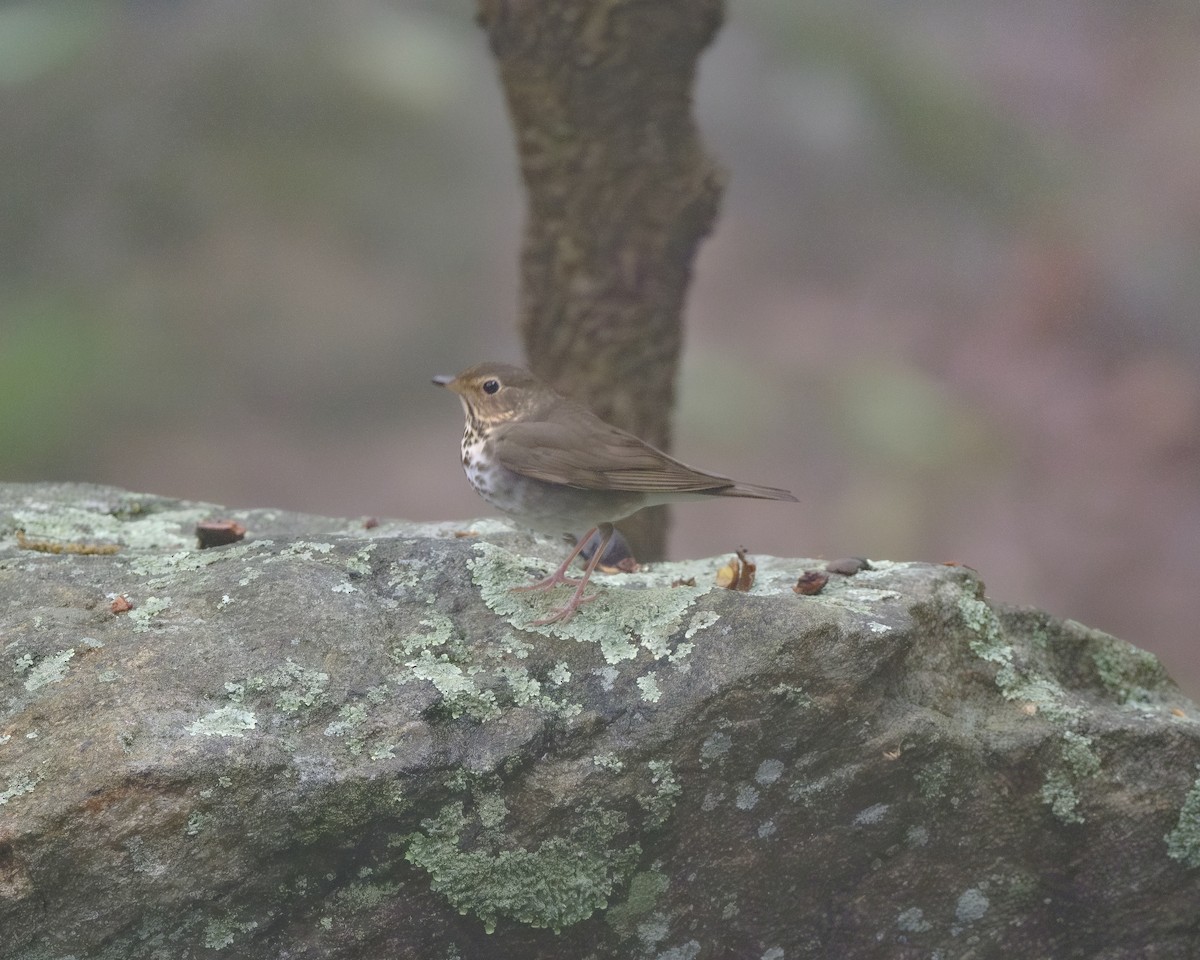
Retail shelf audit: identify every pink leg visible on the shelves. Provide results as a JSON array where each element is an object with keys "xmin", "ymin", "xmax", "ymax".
[
  {"xmin": 529, "ymin": 524, "xmax": 614, "ymax": 626},
  {"xmin": 511, "ymin": 526, "xmax": 597, "ymax": 592}
]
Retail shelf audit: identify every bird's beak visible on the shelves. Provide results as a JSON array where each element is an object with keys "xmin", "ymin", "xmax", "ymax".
[{"xmin": 432, "ymin": 374, "xmax": 455, "ymax": 389}]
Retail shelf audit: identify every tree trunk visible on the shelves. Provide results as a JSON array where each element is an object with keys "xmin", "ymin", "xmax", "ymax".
[{"xmin": 477, "ymin": 0, "xmax": 726, "ymax": 560}]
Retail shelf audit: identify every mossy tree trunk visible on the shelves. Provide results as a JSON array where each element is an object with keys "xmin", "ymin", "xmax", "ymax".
[{"xmin": 476, "ymin": 0, "xmax": 726, "ymax": 560}]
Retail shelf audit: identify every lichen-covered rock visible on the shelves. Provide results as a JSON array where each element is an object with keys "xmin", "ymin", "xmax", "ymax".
[{"xmin": 1, "ymin": 482, "xmax": 1198, "ymax": 959}]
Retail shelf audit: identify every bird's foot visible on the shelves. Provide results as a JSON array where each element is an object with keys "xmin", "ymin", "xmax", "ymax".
[
  {"xmin": 528, "ymin": 590, "xmax": 600, "ymax": 626},
  {"xmin": 511, "ymin": 569, "xmax": 584, "ymax": 593}
]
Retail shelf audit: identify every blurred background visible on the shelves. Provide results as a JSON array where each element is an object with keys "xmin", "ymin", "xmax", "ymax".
[{"xmin": 2, "ymin": 0, "xmax": 1197, "ymax": 693}]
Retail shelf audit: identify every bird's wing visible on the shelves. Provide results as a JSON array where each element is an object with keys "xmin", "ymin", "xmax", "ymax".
[{"xmin": 491, "ymin": 419, "xmax": 734, "ymax": 493}]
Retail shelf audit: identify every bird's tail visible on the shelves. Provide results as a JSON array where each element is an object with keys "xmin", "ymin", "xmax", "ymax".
[{"xmin": 713, "ymin": 481, "xmax": 798, "ymax": 502}]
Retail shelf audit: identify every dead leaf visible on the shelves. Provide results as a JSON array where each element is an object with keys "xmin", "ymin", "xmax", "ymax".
[
  {"xmin": 195, "ymin": 520, "xmax": 246, "ymax": 549},
  {"xmin": 793, "ymin": 571, "xmax": 829, "ymax": 595},
  {"xmin": 717, "ymin": 547, "xmax": 756, "ymax": 591}
]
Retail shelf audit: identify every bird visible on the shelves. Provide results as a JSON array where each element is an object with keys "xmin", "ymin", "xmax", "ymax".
[{"xmin": 433, "ymin": 362, "xmax": 797, "ymax": 625}]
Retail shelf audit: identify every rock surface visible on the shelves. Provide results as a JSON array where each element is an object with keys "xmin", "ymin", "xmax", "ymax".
[{"xmin": 1, "ymin": 482, "xmax": 1198, "ymax": 959}]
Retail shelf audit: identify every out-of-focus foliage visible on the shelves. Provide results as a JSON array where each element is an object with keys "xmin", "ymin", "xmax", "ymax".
[{"xmin": 1, "ymin": 0, "xmax": 1198, "ymax": 692}]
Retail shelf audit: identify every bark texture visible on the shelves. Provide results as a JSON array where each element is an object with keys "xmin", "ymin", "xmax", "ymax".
[{"xmin": 478, "ymin": 0, "xmax": 727, "ymax": 559}]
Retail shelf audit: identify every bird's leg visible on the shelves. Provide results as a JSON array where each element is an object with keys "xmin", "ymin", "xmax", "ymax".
[
  {"xmin": 529, "ymin": 524, "xmax": 614, "ymax": 626},
  {"xmin": 511, "ymin": 527, "xmax": 596, "ymax": 592}
]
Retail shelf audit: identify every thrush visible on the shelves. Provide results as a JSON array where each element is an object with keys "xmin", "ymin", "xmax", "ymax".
[{"xmin": 434, "ymin": 362, "xmax": 797, "ymax": 625}]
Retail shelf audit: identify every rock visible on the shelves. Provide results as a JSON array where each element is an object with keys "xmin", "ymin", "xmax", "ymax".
[{"xmin": 1, "ymin": 482, "xmax": 1198, "ymax": 959}]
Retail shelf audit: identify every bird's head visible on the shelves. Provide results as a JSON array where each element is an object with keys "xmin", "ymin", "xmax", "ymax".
[{"xmin": 432, "ymin": 362, "xmax": 548, "ymax": 428}]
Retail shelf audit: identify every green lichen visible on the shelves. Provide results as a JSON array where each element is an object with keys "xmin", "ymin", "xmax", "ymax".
[
  {"xmin": 188, "ymin": 705, "xmax": 257, "ymax": 738},
  {"xmin": 656, "ymin": 940, "xmax": 701, "ymax": 959},
  {"xmin": 1165, "ymin": 771, "xmax": 1200, "ymax": 868},
  {"xmin": 957, "ymin": 595, "xmax": 1008, "ymax": 664},
  {"xmin": 1087, "ymin": 628, "xmax": 1167, "ymax": 704},
  {"xmin": 0, "ymin": 774, "xmax": 37, "ymax": 805},
  {"xmin": 394, "ymin": 614, "xmax": 582, "ymax": 721},
  {"xmin": 1041, "ymin": 774, "xmax": 1079, "ymax": 822},
  {"xmin": 404, "ymin": 800, "xmax": 640, "ymax": 934},
  {"xmin": 468, "ymin": 542, "xmax": 708, "ymax": 665},
  {"xmin": 497, "ymin": 664, "xmax": 581, "ymax": 719},
  {"xmin": 129, "ymin": 595, "xmax": 172, "ymax": 633},
  {"xmin": 276, "ymin": 540, "xmax": 335, "ymax": 560},
  {"xmin": 334, "ymin": 879, "xmax": 403, "ymax": 913},
  {"xmin": 956, "ymin": 592, "xmax": 1103, "ymax": 823},
  {"xmin": 636, "ymin": 673, "xmax": 662, "ymax": 703},
  {"xmin": 324, "ymin": 704, "xmax": 372, "ymax": 754},
  {"xmin": 130, "ymin": 543, "xmax": 256, "ymax": 586},
  {"xmin": 636, "ymin": 914, "xmax": 671, "ymax": 951},
  {"xmin": 547, "ymin": 661, "xmax": 571, "ymax": 685},
  {"xmin": 476, "ymin": 791, "xmax": 508, "ymax": 832},
  {"xmin": 1040, "ymin": 731, "xmax": 1101, "ymax": 824},
  {"xmin": 917, "ymin": 755, "xmax": 953, "ymax": 803},
  {"xmin": 684, "ymin": 610, "xmax": 720, "ymax": 639},
  {"xmin": 397, "ymin": 613, "xmax": 460, "ymax": 656},
  {"xmin": 769, "ymin": 683, "xmax": 813, "ymax": 708},
  {"xmin": 787, "ymin": 764, "xmax": 862, "ymax": 807},
  {"xmin": 405, "ymin": 650, "xmax": 499, "ymax": 721},
  {"xmin": 202, "ymin": 915, "xmax": 259, "ymax": 950},
  {"xmin": 270, "ymin": 659, "xmax": 329, "ymax": 713},
  {"xmin": 11, "ymin": 503, "xmax": 198, "ymax": 551},
  {"xmin": 667, "ymin": 642, "xmax": 694, "ymax": 667},
  {"xmin": 344, "ymin": 541, "xmax": 377, "ymax": 576},
  {"xmin": 22, "ymin": 647, "xmax": 74, "ymax": 691},
  {"xmin": 639, "ymin": 760, "xmax": 682, "ymax": 828}
]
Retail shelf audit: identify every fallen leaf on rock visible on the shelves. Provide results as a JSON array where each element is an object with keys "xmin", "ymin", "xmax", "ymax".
[
  {"xmin": 195, "ymin": 521, "xmax": 246, "ymax": 549},
  {"xmin": 717, "ymin": 547, "xmax": 756, "ymax": 591},
  {"xmin": 110, "ymin": 596, "xmax": 133, "ymax": 614},
  {"xmin": 793, "ymin": 571, "xmax": 829, "ymax": 595}
]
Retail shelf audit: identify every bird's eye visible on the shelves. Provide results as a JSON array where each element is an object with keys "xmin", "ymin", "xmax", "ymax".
[{"xmin": 482, "ymin": 379, "xmax": 501, "ymax": 395}]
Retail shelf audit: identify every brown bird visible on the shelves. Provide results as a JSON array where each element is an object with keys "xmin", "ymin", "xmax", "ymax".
[{"xmin": 434, "ymin": 362, "xmax": 797, "ymax": 625}]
